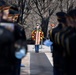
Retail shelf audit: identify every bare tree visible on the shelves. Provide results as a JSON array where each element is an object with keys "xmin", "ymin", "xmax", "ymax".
[
  {"xmin": 59, "ymin": 0, "xmax": 63, "ymax": 12},
  {"xmin": 58, "ymin": 0, "xmax": 76, "ymax": 12},
  {"xmin": 66, "ymin": 0, "xmax": 74, "ymax": 12},
  {"xmin": 30, "ymin": 0, "xmax": 59, "ymax": 38},
  {"xmin": 17, "ymin": 0, "xmax": 32, "ymax": 25}
]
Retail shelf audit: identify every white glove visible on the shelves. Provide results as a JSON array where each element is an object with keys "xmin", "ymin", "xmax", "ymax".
[{"xmin": 15, "ymin": 48, "xmax": 26, "ymax": 59}]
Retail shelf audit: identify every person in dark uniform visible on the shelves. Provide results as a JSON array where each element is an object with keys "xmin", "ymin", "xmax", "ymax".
[
  {"xmin": 63, "ymin": 9, "xmax": 76, "ymax": 75},
  {"xmin": 0, "ymin": 1, "xmax": 27, "ymax": 75},
  {"xmin": 7, "ymin": 7, "xmax": 27, "ymax": 75},
  {"xmin": 0, "ymin": 1, "xmax": 15, "ymax": 75},
  {"xmin": 56, "ymin": 16, "xmax": 74, "ymax": 75},
  {"xmin": 56, "ymin": 9, "xmax": 76, "ymax": 75},
  {"xmin": 49, "ymin": 12, "xmax": 67, "ymax": 75},
  {"xmin": 10, "ymin": 8, "xmax": 27, "ymax": 75},
  {"xmin": 54, "ymin": 10, "xmax": 76, "ymax": 75}
]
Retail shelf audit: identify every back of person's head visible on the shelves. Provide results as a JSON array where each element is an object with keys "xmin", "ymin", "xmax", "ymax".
[
  {"xmin": 56, "ymin": 12, "xmax": 67, "ymax": 23},
  {"xmin": 67, "ymin": 9, "xmax": 76, "ymax": 27},
  {"xmin": 10, "ymin": 6, "xmax": 19, "ymax": 23},
  {"xmin": 56, "ymin": 12, "xmax": 66, "ymax": 18},
  {"xmin": 56, "ymin": 12, "xmax": 67, "ymax": 27},
  {"xmin": 67, "ymin": 9, "xmax": 76, "ymax": 18}
]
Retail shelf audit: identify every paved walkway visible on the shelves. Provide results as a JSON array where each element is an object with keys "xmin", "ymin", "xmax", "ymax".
[
  {"xmin": 21, "ymin": 45, "xmax": 53, "ymax": 75},
  {"xmin": 27, "ymin": 45, "xmax": 51, "ymax": 53}
]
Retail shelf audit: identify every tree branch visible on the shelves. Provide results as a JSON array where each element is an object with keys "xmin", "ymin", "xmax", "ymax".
[
  {"xmin": 49, "ymin": 3, "xmax": 58, "ymax": 17},
  {"xmin": 33, "ymin": 0, "xmax": 43, "ymax": 18}
]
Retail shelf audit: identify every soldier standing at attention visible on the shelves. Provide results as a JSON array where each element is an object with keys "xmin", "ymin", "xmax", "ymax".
[
  {"xmin": 7, "ymin": 7, "xmax": 27, "ymax": 75},
  {"xmin": 63, "ymin": 9, "xmax": 76, "ymax": 75},
  {"xmin": 49, "ymin": 12, "xmax": 67, "ymax": 75},
  {"xmin": 31, "ymin": 24, "xmax": 44, "ymax": 53}
]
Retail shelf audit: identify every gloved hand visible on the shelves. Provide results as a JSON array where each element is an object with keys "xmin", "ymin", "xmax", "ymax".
[
  {"xmin": 15, "ymin": 48, "xmax": 26, "ymax": 59},
  {"xmin": 44, "ymin": 39, "xmax": 53, "ymax": 46}
]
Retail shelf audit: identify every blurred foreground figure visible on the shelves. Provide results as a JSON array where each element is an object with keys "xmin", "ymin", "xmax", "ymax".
[
  {"xmin": 50, "ymin": 12, "xmax": 67, "ymax": 75},
  {"xmin": 0, "ymin": 1, "xmax": 27, "ymax": 75},
  {"xmin": 49, "ymin": 9, "xmax": 76, "ymax": 75}
]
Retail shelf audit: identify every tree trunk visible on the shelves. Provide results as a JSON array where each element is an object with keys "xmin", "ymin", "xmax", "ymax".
[
  {"xmin": 59, "ymin": 0, "xmax": 63, "ymax": 12},
  {"xmin": 41, "ymin": 17, "xmax": 49, "ymax": 39}
]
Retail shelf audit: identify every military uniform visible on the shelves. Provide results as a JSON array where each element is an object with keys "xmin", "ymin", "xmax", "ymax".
[
  {"xmin": 49, "ymin": 12, "xmax": 67, "ymax": 75},
  {"xmin": 55, "ymin": 26, "xmax": 74, "ymax": 75},
  {"xmin": 0, "ymin": 1, "xmax": 27, "ymax": 75},
  {"xmin": 63, "ymin": 9, "xmax": 76, "ymax": 75},
  {"xmin": 62, "ymin": 28, "xmax": 76, "ymax": 75},
  {"xmin": 56, "ymin": 9, "xmax": 76, "ymax": 75},
  {"xmin": 9, "ymin": 7, "xmax": 27, "ymax": 75},
  {"xmin": 0, "ymin": 1, "xmax": 14, "ymax": 75}
]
